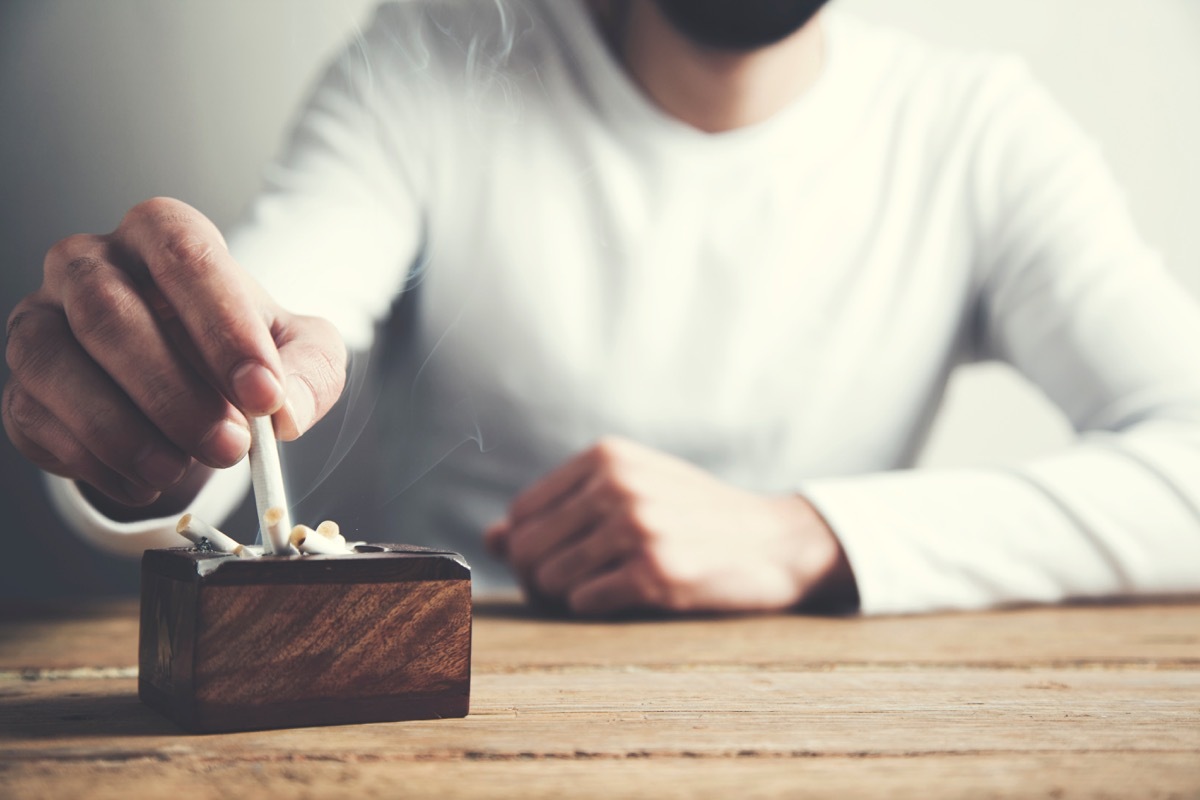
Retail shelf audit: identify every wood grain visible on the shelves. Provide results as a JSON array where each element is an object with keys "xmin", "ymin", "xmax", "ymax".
[
  {"xmin": 471, "ymin": 599, "xmax": 1200, "ymax": 672},
  {"xmin": 6, "ymin": 599, "xmax": 1200, "ymax": 673},
  {"xmin": 3, "ymin": 599, "xmax": 1198, "ymax": 798},
  {"xmin": 137, "ymin": 547, "xmax": 471, "ymax": 732},
  {"xmin": 4, "ymin": 753, "xmax": 1198, "ymax": 800},
  {"xmin": 3, "ymin": 669, "xmax": 1198, "ymax": 757},
  {"xmin": 194, "ymin": 582, "xmax": 469, "ymax": 704}
]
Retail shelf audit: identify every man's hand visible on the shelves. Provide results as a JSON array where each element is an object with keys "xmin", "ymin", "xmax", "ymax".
[
  {"xmin": 4, "ymin": 197, "xmax": 346, "ymax": 513},
  {"xmin": 485, "ymin": 437, "xmax": 856, "ymax": 616}
]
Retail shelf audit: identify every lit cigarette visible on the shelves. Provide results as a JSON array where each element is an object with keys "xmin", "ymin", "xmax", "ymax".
[
  {"xmin": 176, "ymin": 514, "xmax": 250, "ymax": 557},
  {"xmin": 315, "ymin": 520, "xmax": 346, "ymax": 548},
  {"xmin": 249, "ymin": 415, "xmax": 291, "ymax": 554},
  {"xmin": 263, "ymin": 506, "xmax": 297, "ymax": 555},
  {"xmin": 289, "ymin": 524, "xmax": 348, "ymax": 555}
]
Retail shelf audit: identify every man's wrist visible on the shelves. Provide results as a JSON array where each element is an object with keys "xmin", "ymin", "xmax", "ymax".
[{"xmin": 772, "ymin": 493, "xmax": 860, "ymax": 612}]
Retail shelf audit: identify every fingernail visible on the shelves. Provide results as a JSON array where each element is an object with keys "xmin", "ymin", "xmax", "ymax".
[
  {"xmin": 133, "ymin": 444, "xmax": 189, "ymax": 490},
  {"xmin": 230, "ymin": 360, "xmax": 284, "ymax": 415},
  {"xmin": 282, "ymin": 374, "xmax": 315, "ymax": 437},
  {"xmin": 198, "ymin": 419, "xmax": 251, "ymax": 467}
]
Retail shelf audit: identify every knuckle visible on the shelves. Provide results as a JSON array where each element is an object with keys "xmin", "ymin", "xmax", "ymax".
[
  {"xmin": 636, "ymin": 556, "xmax": 678, "ymax": 609},
  {"xmin": 505, "ymin": 529, "xmax": 535, "ymax": 570},
  {"xmin": 161, "ymin": 231, "xmax": 219, "ymax": 278},
  {"xmin": 124, "ymin": 197, "xmax": 189, "ymax": 230},
  {"xmin": 599, "ymin": 478, "xmax": 635, "ymax": 510},
  {"xmin": 2, "ymin": 385, "xmax": 65, "ymax": 475},
  {"xmin": 534, "ymin": 562, "xmax": 559, "ymax": 594},
  {"xmin": 588, "ymin": 437, "xmax": 622, "ymax": 470},
  {"xmin": 5, "ymin": 306, "xmax": 61, "ymax": 377},
  {"xmin": 43, "ymin": 233, "xmax": 99, "ymax": 278},
  {"xmin": 566, "ymin": 586, "xmax": 594, "ymax": 616},
  {"xmin": 317, "ymin": 318, "xmax": 349, "ymax": 377},
  {"xmin": 305, "ymin": 315, "xmax": 346, "ymax": 356},
  {"xmin": 74, "ymin": 405, "xmax": 122, "ymax": 455},
  {"xmin": 199, "ymin": 314, "xmax": 236, "ymax": 352},
  {"xmin": 617, "ymin": 504, "xmax": 653, "ymax": 544},
  {"xmin": 64, "ymin": 255, "xmax": 105, "ymax": 281},
  {"xmin": 595, "ymin": 434, "xmax": 626, "ymax": 451},
  {"xmin": 5, "ymin": 299, "xmax": 33, "ymax": 345},
  {"xmin": 138, "ymin": 371, "xmax": 204, "ymax": 431},
  {"xmin": 640, "ymin": 548, "xmax": 669, "ymax": 584},
  {"xmin": 3, "ymin": 382, "xmax": 45, "ymax": 433},
  {"xmin": 303, "ymin": 340, "xmax": 347, "ymax": 406},
  {"xmin": 70, "ymin": 276, "xmax": 140, "ymax": 345}
]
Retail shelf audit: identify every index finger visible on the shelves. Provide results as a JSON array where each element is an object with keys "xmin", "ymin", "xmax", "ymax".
[
  {"xmin": 509, "ymin": 443, "xmax": 610, "ymax": 522},
  {"xmin": 115, "ymin": 197, "xmax": 285, "ymax": 416}
]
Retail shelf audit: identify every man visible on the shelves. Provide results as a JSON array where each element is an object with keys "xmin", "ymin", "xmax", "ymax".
[{"xmin": 6, "ymin": 0, "xmax": 1200, "ymax": 615}]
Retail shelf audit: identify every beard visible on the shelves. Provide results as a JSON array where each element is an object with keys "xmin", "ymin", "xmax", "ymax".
[{"xmin": 651, "ymin": 0, "xmax": 830, "ymax": 51}]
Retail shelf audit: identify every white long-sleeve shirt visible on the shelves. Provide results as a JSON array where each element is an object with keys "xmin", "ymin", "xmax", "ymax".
[{"xmin": 49, "ymin": 0, "xmax": 1200, "ymax": 613}]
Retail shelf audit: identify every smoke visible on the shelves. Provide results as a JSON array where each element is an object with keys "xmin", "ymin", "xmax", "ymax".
[{"xmin": 278, "ymin": 0, "xmax": 527, "ymax": 527}]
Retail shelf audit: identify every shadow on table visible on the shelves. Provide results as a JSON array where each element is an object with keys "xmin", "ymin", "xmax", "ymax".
[
  {"xmin": 471, "ymin": 597, "xmax": 818, "ymax": 623},
  {"xmin": 0, "ymin": 598, "xmax": 139, "ymax": 624},
  {"xmin": 473, "ymin": 597, "xmax": 694, "ymax": 623},
  {"xmin": 0, "ymin": 689, "xmax": 181, "ymax": 739}
]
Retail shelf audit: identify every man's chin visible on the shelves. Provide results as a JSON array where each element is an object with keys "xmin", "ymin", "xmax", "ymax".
[{"xmin": 651, "ymin": 0, "xmax": 830, "ymax": 52}]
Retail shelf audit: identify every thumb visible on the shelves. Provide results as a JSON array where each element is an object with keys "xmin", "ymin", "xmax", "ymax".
[{"xmin": 270, "ymin": 312, "xmax": 348, "ymax": 441}]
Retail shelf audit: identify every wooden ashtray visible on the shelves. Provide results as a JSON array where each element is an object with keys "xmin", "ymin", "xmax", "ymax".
[{"xmin": 138, "ymin": 543, "xmax": 472, "ymax": 733}]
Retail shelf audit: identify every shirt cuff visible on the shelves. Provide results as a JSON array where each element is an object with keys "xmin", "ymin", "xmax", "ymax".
[
  {"xmin": 800, "ymin": 468, "xmax": 1083, "ymax": 616},
  {"xmin": 45, "ymin": 460, "xmax": 252, "ymax": 558}
]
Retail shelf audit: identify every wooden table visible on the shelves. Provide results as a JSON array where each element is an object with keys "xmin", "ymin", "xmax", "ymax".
[{"xmin": 2, "ymin": 598, "xmax": 1198, "ymax": 798}]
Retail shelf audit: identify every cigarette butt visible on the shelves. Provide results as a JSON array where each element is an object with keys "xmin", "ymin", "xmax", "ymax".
[
  {"xmin": 288, "ymin": 524, "xmax": 310, "ymax": 549},
  {"xmin": 176, "ymin": 514, "xmax": 242, "ymax": 554},
  {"xmin": 264, "ymin": 507, "xmax": 298, "ymax": 555},
  {"xmin": 315, "ymin": 520, "xmax": 346, "ymax": 548},
  {"xmin": 291, "ymin": 524, "xmax": 348, "ymax": 555}
]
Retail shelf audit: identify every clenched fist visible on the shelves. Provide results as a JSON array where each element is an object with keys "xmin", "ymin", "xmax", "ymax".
[
  {"xmin": 485, "ymin": 437, "xmax": 856, "ymax": 617},
  {"xmin": 4, "ymin": 197, "xmax": 346, "ymax": 515}
]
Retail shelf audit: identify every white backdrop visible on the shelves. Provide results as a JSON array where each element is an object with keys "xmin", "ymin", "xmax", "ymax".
[{"xmin": 1, "ymin": 0, "xmax": 1197, "ymax": 596}]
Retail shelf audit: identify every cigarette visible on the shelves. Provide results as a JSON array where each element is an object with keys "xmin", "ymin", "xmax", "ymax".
[
  {"xmin": 176, "ymin": 513, "xmax": 250, "ymax": 557},
  {"xmin": 289, "ymin": 524, "xmax": 348, "ymax": 555},
  {"xmin": 263, "ymin": 506, "xmax": 298, "ymax": 555},
  {"xmin": 249, "ymin": 415, "xmax": 291, "ymax": 554},
  {"xmin": 315, "ymin": 520, "xmax": 346, "ymax": 548}
]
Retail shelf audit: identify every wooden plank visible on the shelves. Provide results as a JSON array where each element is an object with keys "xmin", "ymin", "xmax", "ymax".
[
  {"xmin": 472, "ymin": 600, "xmax": 1200, "ymax": 671},
  {"xmin": 0, "ymin": 601, "xmax": 141, "ymax": 671},
  {"xmin": 4, "ymin": 600, "xmax": 1200, "ymax": 672},
  {"xmin": 3, "ymin": 753, "xmax": 1198, "ymax": 800},
  {"xmin": 3, "ymin": 669, "xmax": 1197, "ymax": 760}
]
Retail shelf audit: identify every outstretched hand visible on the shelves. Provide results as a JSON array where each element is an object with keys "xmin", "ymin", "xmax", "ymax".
[{"xmin": 485, "ymin": 437, "xmax": 856, "ymax": 617}]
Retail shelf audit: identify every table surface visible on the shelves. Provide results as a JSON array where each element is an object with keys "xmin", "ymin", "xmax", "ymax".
[{"xmin": 1, "ymin": 598, "xmax": 1198, "ymax": 799}]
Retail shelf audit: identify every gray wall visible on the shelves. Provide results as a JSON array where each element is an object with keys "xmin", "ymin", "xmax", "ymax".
[
  {"xmin": 0, "ymin": 0, "xmax": 378, "ymax": 598},
  {"xmin": 1, "ymin": 0, "xmax": 1198, "ymax": 599}
]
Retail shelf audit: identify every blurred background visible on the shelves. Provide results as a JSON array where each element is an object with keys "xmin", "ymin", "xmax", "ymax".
[{"xmin": 1, "ymin": 0, "xmax": 1197, "ymax": 600}]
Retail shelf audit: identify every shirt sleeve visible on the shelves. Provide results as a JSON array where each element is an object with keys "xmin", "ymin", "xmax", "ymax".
[
  {"xmin": 50, "ymin": 4, "xmax": 430, "ymax": 552},
  {"xmin": 802, "ymin": 59, "xmax": 1200, "ymax": 614},
  {"xmin": 227, "ymin": 3, "xmax": 430, "ymax": 349},
  {"xmin": 44, "ymin": 464, "xmax": 250, "ymax": 557}
]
